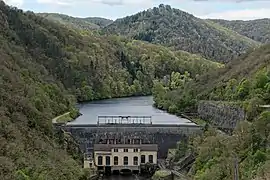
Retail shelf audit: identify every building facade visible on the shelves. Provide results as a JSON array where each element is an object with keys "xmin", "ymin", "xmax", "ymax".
[{"xmin": 94, "ymin": 144, "xmax": 158, "ymax": 174}]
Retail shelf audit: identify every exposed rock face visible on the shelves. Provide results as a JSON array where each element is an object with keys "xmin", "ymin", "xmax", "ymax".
[
  {"xmin": 198, "ymin": 101, "xmax": 246, "ymax": 129},
  {"xmin": 152, "ymin": 170, "xmax": 172, "ymax": 180}
]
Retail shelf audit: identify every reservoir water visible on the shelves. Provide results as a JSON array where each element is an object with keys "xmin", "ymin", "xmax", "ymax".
[{"xmin": 69, "ymin": 96, "xmax": 194, "ymax": 125}]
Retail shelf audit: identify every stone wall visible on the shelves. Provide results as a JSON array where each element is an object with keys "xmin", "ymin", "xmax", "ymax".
[{"xmin": 198, "ymin": 101, "xmax": 246, "ymax": 129}]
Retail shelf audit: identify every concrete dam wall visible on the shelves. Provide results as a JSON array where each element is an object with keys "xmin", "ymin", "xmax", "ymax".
[{"xmin": 62, "ymin": 124, "xmax": 202, "ymax": 158}]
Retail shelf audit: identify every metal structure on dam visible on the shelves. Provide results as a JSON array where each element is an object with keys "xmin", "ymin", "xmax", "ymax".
[{"xmin": 62, "ymin": 116, "xmax": 203, "ymax": 159}]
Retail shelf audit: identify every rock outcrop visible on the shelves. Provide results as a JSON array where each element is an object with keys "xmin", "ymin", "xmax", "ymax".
[
  {"xmin": 152, "ymin": 170, "xmax": 172, "ymax": 180},
  {"xmin": 198, "ymin": 101, "xmax": 246, "ymax": 129}
]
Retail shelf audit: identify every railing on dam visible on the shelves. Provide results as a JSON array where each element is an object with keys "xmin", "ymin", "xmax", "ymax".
[
  {"xmin": 65, "ymin": 123, "xmax": 201, "ymax": 128},
  {"xmin": 97, "ymin": 115, "xmax": 152, "ymax": 125}
]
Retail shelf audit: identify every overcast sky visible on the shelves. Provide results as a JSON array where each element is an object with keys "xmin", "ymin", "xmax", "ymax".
[{"xmin": 3, "ymin": 0, "xmax": 270, "ymax": 20}]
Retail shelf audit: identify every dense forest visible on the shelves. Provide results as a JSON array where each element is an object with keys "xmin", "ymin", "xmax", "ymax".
[
  {"xmin": 104, "ymin": 4, "xmax": 260, "ymax": 63},
  {"xmin": 0, "ymin": 2, "xmax": 221, "ymax": 179},
  {"xmin": 153, "ymin": 44, "xmax": 270, "ymax": 179},
  {"xmin": 211, "ymin": 18, "xmax": 270, "ymax": 44}
]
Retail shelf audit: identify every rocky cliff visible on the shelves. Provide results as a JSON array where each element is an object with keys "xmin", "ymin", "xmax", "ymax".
[{"xmin": 197, "ymin": 101, "xmax": 246, "ymax": 129}]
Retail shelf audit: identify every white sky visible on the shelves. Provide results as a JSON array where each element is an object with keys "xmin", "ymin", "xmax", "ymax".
[{"xmin": 3, "ymin": 0, "xmax": 270, "ymax": 20}]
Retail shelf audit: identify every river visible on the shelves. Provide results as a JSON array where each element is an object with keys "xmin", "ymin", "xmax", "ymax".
[{"xmin": 69, "ymin": 96, "xmax": 195, "ymax": 125}]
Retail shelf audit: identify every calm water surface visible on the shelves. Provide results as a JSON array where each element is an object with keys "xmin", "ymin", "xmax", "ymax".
[{"xmin": 69, "ymin": 96, "xmax": 194, "ymax": 125}]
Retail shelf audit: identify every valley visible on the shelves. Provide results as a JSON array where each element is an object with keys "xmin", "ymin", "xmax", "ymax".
[{"xmin": 0, "ymin": 1, "xmax": 269, "ymax": 180}]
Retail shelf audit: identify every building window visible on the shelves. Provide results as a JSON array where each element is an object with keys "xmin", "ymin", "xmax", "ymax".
[
  {"xmin": 149, "ymin": 155, "xmax": 153, "ymax": 163},
  {"xmin": 124, "ymin": 148, "xmax": 128, "ymax": 152},
  {"xmin": 123, "ymin": 156, "xmax": 128, "ymax": 165},
  {"xmin": 141, "ymin": 155, "xmax": 145, "ymax": 164},
  {"xmin": 106, "ymin": 156, "xmax": 110, "ymax": 166},
  {"xmin": 98, "ymin": 156, "xmax": 103, "ymax": 166},
  {"xmin": 114, "ymin": 156, "xmax": 118, "ymax": 165},
  {"xmin": 133, "ymin": 156, "xmax": 138, "ymax": 165},
  {"xmin": 113, "ymin": 148, "xmax": 118, "ymax": 152},
  {"xmin": 133, "ymin": 148, "xmax": 138, "ymax": 152}
]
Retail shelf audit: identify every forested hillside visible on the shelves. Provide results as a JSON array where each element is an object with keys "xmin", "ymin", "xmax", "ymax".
[
  {"xmin": 153, "ymin": 44, "xmax": 270, "ymax": 113},
  {"xmin": 0, "ymin": 4, "xmax": 84, "ymax": 180},
  {"xmin": 104, "ymin": 4, "xmax": 259, "ymax": 63},
  {"xmin": 38, "ymin": 13, "xmax": 113, "ymax": 30},
  {"xmin": 0, "ymin": 2, "xmax": 221, "ymax": 179},
  {"xmin": 211, "ymin": 18, "xmax": 270, "ymax": 43},
  {"xmin": 153, "ymin": 44, "xmax": 270, "ymax": 179}
]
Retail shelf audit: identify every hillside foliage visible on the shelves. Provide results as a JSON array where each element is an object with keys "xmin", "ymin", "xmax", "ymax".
[
  {"xmin": 211, "ymin": 18, "xmax": 270, "ymax": 43},
  {"xmin": 104, "ymin": 4, "xmax": 259, "ymax": 63},
  {"xmin": 153, "ymin": 44, "xmax": 270, "ymax": 114}
]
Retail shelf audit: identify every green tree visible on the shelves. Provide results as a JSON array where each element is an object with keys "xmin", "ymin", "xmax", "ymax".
[
  {"xmin": 237, "ymin": 79, "xmax": 251, "ymax": 100},
  {"xmin": 224, "ymin": 78, "xmax": 238, "ymax": 100},
  {"xmin": 254, "ymin": 70, "xmax": 269, "ymax": 89},
  {"xmin": 81, "ymin": 85, "xmax": 94, "ymax": 101},
  {"xmin": 170, "ymin": 71, "xmax": 182, "ymax": 90},
  {"xmin": 245, "ymin": 97, "xmax": 264, "ymax": 121},
  {"xmin": 152, "ymin": 80, "xmax": 167, "ymax": 108},
  {"xmin": 133, "ymin": 80, "xmax": 142, "ymax": 95}
]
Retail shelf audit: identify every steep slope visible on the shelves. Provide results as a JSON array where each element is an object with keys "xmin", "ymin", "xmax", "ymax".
[
  {"xmin": 211, "ymin": 18, "xmax": 270, "ymax": 43},
  {"xmin": 0, "ymin": 5, "xmax": 84, "ymax": 180},
  {"xmin": 104, "ymin": 4, "xmax": 259, "ymax": 63},
  {"xmin": 192, "ymin": 44, "xmax": 270, "ymax": 100},
  {"xmin": 38, "ymin": 13, "xmax": 113, "ymax": 30},
  {"xmin": 153, "ymin": 44, "xmax": 270, "ymax": 113},
  {"xmin": 0, "ymin": 3, "xmax": 220, "ymax": 179}
]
